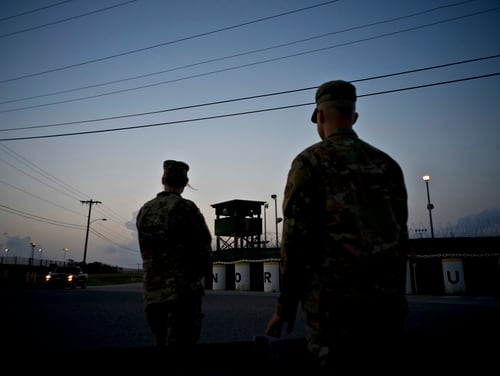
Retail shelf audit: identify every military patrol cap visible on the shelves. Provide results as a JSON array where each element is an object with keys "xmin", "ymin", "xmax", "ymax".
[
  {"xmin": 311, "ymin": 80, "xmax": 357, "ymax": 123},
  {"xmin": 162, "ymin": 160, "xmax": 189, "ymax": 188}
]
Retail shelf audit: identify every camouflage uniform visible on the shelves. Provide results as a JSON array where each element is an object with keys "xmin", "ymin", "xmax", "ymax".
[
  {"xmin": 276, "ymin": 128, "xmax": 409, "ymax": 371},
  {"xmin": 136, "ymin": 186, "xmax": 212, "ymax": 349}
]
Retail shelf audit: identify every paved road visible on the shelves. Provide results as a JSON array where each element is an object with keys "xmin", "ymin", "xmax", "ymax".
[{"xmin": 2, "ymin": 284, "xmax": 499, "ymax": 373}]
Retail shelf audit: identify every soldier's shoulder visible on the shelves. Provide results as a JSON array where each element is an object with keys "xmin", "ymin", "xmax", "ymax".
[
  {"xmin": 171, "ymin": 197, "xmax": 202, "ymax": 214},
  {"xmin": 290, "ymin": 140, "xmax": 325, "ymax": 164}
]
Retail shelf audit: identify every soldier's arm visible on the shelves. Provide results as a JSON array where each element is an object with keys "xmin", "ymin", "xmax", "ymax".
[{"xmin": 277, "ymin": 154, "xmax": 318, "ymax": 319}]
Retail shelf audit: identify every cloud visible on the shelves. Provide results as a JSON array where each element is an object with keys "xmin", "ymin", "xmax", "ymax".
[{"xmin": 1, "ymin": 233, "xmax": 34, "ymax": 258}]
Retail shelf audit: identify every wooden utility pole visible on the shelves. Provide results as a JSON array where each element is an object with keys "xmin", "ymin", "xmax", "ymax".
[{"xmin": 80, "ymin": 199, "xmax": 102, "ymax": 266}]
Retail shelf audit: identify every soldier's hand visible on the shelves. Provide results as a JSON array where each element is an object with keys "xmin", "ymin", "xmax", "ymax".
[
  {"xmin": 265, "ymin": 311, "xmax": 296, "ymax": 337},
  {"xmin": 265, "ymin": 312, "xmax": 283, "ymax": 338}
]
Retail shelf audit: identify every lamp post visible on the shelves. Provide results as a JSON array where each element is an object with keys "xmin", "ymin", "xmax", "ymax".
[
  {"xmin": 422, "ymin": 175, "xmax": 435, "ymax": 239},
  {"xmin": 83, "ymin": 218, "xmax": 107, "ymax": 266},
  {"xmin": 63, "ymin": 247, "xmax": 69, "ymax": 262},
  {"xmin": 30, "ymin": 241, "xmax": 36, "ymax": 265},
  {"xmin": 263, "ymin": 202, "xmax": 269, "ymax": 248},
  {"xmin": 270, "ymin": 194, "xmax": 282, "ymax": 248}
]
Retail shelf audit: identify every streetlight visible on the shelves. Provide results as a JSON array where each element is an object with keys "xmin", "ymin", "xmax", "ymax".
[
  {"xmin": 422, "ymin": 175, "xmax": 435, "ymax": 239},
  {"xmin": 263, "ymin": 202, "xmax": 269, "ymax": 248},
  {"xmin": 63, "ymin": 247, "xmax": 69, "ymax": 262},
  {"xmin": 83, "ymin": 218, "xmax": 107, "ymax": 266},
  {"xmin": 270, "ymin": 194, "xmax": 282, "ymax": 248},
  {"xmin": 38, "ymin": 248, "xmax": 43, "ymax": 260},
  {"xmin": 30, "ymin": 241, "xmax": 36, "ymax": 265}
]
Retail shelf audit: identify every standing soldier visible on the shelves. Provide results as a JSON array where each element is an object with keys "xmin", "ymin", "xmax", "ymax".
[
  {"xmin": 265, "ymin": 80, "xmax": 409, "ymax": 373},
  {"xmin": 136, "ymin": 160, "xmax": 213, "ymax": 356}
]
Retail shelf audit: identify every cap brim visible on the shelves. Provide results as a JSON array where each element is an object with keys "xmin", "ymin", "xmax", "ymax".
[{"xmin": 311, "ymin": 108, "xmax": 317, "ymax": 123}]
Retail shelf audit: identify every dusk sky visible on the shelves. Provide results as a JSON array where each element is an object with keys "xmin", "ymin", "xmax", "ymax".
[{"xmin": 1, "ymin": 0, "xmax": 499, "ymax": 269}]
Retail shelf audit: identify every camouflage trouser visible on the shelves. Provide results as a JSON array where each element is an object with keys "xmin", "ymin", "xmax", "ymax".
[
  {"xmin": 305, "ymin": 305, "xmax": 406, "ymax": 373},
  {"xmin": 145, "ymin": 298, "xmax": 204, "ymax": 348}
]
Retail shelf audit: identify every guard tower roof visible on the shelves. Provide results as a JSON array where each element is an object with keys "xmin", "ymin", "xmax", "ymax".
[{"xmin": 211, "ymin": 199, "xmax": 267, "ymax": 217}]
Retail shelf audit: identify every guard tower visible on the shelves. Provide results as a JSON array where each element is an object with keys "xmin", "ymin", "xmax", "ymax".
[{"xmin": 211, "ymin": 199, "xmax": 267, "ymax": 251}]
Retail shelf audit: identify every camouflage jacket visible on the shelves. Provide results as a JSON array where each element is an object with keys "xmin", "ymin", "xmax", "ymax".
[
  {"xmin": 136, "ymin": 191, "xmax": 213, "ymax": 305},
  {"xmin": 276, "ymin": 128, "xmax": 409, "ymax": 319}
]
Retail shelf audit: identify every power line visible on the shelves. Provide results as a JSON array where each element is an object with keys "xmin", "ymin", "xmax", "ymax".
[
  {"xmin": 0, "ymin": 143, "xmax": 132, "ymax": 235},
  {"xmin": 0, "ymin": 179, "xmax": 84, "ymax": 217},
  {"xmin": 0, "ymin": 143, "xmax": 134, "ymax": 228},
  {"xmin": 0, "ymin": 144, "xmax": 132, "ymax": 240},
  {"xmin": 0, "ymin": 0, "xmax": 72, "ymax": 22},
  {"xmin": 94, "ymin": 205, "xmax": 131, "ymax": 226},
  {"xmin": 0, "ymin": 142, "xmax": 90, "ymax": 200},
  {"xmin": 0, "ymin": 1, "xmax": 136, "ymax": 39},
  {"xmin": 2, "ymin": 53, "xmax": 498, "ymax": 132},
  {"xmin": 0, "ymin": 1, "xmax": 339, "ymax": 84},
  {"xmin": 0, "ymin": 204, "xmax": 84, "ymax": 229},
  {"xmin": 0, "ymin": 174, "xmax": 131, "ymax": 256},
  {"xmin": 3, "ymin": 6, "xmax": 498, "ymax": 114},
  {"xmin": 0, "ymin": 152, "xmax": 86, "ymax": 200},
  {"xmin": 0, "ymin": 0, "xmax": 477, "ymax": 106},
  {"xmin": 0, "ymin": 203, "xmax": 136, "ymax": 253},
  {"xmin": 1, "ymin": 72, "xmax": 498, "ymax": 142},
  {"xmin": 91, "ymin": 228, "xmax": 139, "ymax": 253}
]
